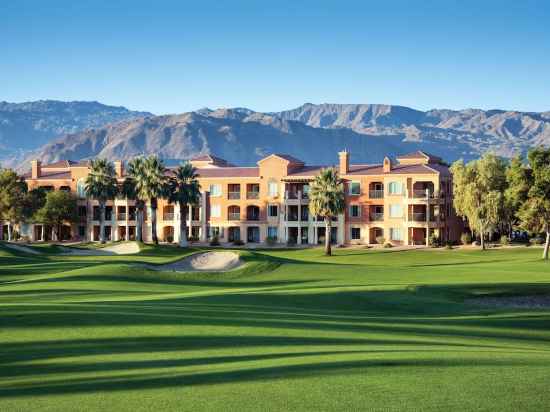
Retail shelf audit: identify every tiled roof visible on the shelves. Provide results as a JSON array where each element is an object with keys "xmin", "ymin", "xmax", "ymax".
[
  {"xmin": 346, "ymin": 163, "xmax": 444, "ymax": 175},
  {"xmin": 286, "ymin": 165, "xmax": 326, "ymax": 177},
  {"xmin": 195, "ymin": 167, "xmax": 260, "ymax": 178},
  {"xmin": 24, "ymin": 171, "xmax": 72, "ymax": 180},
  {"xmin": 396, "ymin": 151, "xmax": 442, "ymax": 162},
  {"xmin": 271, "ymin": 154, "xmax": 304, "ymax": 164}
]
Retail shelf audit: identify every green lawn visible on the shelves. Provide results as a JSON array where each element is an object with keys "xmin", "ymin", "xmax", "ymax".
[{"xmin": 1, "ymin": 243, "xmax": 550, "ymax": 411}]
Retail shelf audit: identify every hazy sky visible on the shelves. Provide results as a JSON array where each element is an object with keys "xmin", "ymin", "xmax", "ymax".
[{"xmin": 2, "ymin": 0, "xmax": 549, "ymax": 114}]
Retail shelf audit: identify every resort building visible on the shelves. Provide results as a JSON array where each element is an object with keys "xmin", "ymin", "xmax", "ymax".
[{"xmin": 19, "ymin": 150, "xmax": 462, "ymax": 246}]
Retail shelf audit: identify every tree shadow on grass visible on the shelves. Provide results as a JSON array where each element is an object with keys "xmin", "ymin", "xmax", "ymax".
[{"xmin": 0, "ymin": 355, "xmax": 543, "ymax": 398}]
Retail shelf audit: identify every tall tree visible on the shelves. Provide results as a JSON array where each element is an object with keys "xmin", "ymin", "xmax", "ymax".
[
  {"xmin": 84, "ymin": 159, "xmax": 118, "ymax": 244},
  {"xmin": 0, "ymin": 168, "xmax": 28, "ymax": 241},
  {"xmin": 167, "ymin": 162, "xmax": 201, "ymax": 247},
  {"xmin": 450, "ymin": 154, "xmax": 507, "ymax": 249},
  {"xmin": 517, "ymin": 148, "xmax": 550, "ymax": 260},
  {"xmin": 308, "ymin": 167, "xmax": 345, "ymax": 256},
  {"xmin": 34, "ymin": 191, "xmax": 78, "ymax": 241},
  {"xmin": 123, "ymin": 157, "xmax": 147, "ymax": 242},
  {"xmin": 141, "ymin": 156, "xmax": 168, "ymax": 245},
  {"xmin": 504, "ymin": 155, "xmax": 530, "ymax": 236}
]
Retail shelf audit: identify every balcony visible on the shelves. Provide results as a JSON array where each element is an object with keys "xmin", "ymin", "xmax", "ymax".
[
  {"xmin": 370, "ymin": 212, "xmax": 384, "ymax": 221},
  {"xmin": 228, "ymin": 191, "xmax": 241, "ymax": 200},
  {"xmin": 246, "ymin": 192, "xmax": 260, "ymax": 200},
  {"xmin": 163, "ymin": 213, "xmax": 174, "ymax": 221},
  {"xmin": 117, "ymin": 213, "xmax": 126, "ymax": 221},
  {"xmin": 285, "ymin": 191, "xmax": 299, "ymax": 200},
  {"xmin": 369, "ymin": 190, "xmax": 384, "ymax": 199},
  {"xmin": 228, "ymin": 213, "xmax": 240, "ymax": 221},
  {"xmin": 409, "ymin": 213, "xmax": 426, "ymax": 222}
]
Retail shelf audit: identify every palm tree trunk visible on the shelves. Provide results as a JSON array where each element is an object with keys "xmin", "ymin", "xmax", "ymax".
[
  {"xmin": 543, "ymin": 225, "xmax": 549, "ymax": 260},
  {"xmin": 151, "ymin": 198, "xmax": 158, "ymax": 245},
  {"xmin": 136, "ymin": 202, "xmax": 143, "ymax": 242},
  {"xmin": 179, "ymin": 201, "xmax": 188, "ymax": 248},
  {"xmin": 99, "ymin": 201, "xmax": 106, "ymax": 244},
  {"xmin": 324, "ymin": 217, "xmax": 332, "ymax": 256}
]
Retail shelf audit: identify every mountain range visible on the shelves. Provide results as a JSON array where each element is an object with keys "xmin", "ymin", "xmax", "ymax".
[{"xmin": 2, "ymin": 100, "xmax": 550, "ymax": 171}]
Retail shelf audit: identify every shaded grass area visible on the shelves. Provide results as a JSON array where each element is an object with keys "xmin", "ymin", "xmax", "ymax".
[{"xmin": 1, "ymin": 244, "xmax": 550, "ymax": 411}]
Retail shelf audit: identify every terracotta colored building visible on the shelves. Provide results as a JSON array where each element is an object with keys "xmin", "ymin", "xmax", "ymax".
[{"xmin": 17, "ymin": 150, "xmax": 462, "ymax": 246}]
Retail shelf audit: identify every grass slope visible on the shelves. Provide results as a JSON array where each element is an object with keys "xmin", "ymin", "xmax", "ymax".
[{"xmin": 1, "ymin": 244, "xmax": 550, "ymax": 411}]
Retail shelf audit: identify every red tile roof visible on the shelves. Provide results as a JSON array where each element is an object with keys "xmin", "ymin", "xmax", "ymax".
[
  {"xmin": 195, "ymin": 167, "xmax": 260, "ymax": 178},
  {"xmin": 346, "ymin": 163, "xmax": 444, "ymax": 175},
  {"xmin": 396, "ymin": 151, "xmax": 442, "ymax": 163},
  {"xmin": 24, "ymin": 171, "xmax": 72, "ymax": 180},
  {"xmin": 271, "ymin": 154, "xmax": 304, "ymax": 164}
]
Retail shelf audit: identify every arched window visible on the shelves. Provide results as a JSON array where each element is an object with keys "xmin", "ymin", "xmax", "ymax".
[
  {"xmin": 246, "ymin": 205, "xmax": 260, "ymax": 221},
  {"xmin": 228, "ymin": 205, "xmax": 240, "ymax": 220}
]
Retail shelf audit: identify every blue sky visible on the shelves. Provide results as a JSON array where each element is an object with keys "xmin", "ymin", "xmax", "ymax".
[{"xmin": 1, "ymin": 0, "xmax": 549, "ymax": 114}]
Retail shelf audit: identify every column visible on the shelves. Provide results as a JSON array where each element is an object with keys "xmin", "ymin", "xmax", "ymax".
[{"xmin": 200, "ymin": 192, "xmax": 208, "ymax": 242}]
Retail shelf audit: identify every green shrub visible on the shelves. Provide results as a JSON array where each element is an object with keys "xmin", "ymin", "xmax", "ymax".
[
  {"xmin": 445, "ymin": 241, "xmax": 453, "ymax": 250},
  {"xmin": 166, "ymin": 236, "xmax": 174, "ymax": 243},
  {"xmin": 233, "ymin": 239, "xmax": 245, "ymax": 246},
  {"xmin": 265, "ymin": 236, "xmax": 277, "ymax": 246},
  {"xmin": 188, "ymin": 236, "xmax": 199, "ymax": 243},
  {"xmin": 375, "ymin": 236, "xmax": 385, "ymax": 245},
  {"xmin": 209, "ymin": 236, "xmax": 220, "ymax": 246},
  {"xmin": 460, "ymin": 232, "xmax": 472, "ymax": 245},
  {"xmin": 383, "ymin": 242, "xmax": 393, "ymax": 248},
  {"xmin": 428, "ymin": 233, "xmax": 440, "ymax": 248},
  {"xmin": 500, "ymin": 235, "xmax": 510, "ymax": 245},
  {"xmin": 530, "ymin": 237, "xmax": 544, "ymax": 245}
]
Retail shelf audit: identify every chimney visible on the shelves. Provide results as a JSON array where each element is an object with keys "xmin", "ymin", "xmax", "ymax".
[
  {"xmin": 114, "ymin": 160, "xmax": 123, "ymax": 178},
  {"xmin": 31, "ymin": 159, "xmax": 41, "ymax": 179},
  {"xmin": 338, "ymin": 150, "xmax": 349, "ymax": 175},
  {"xmin": 383, "ymin": 156, "xmax": 392, "ymax": 173}
]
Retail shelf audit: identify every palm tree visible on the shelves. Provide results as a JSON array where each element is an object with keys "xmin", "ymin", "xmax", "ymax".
[
  {"xmin": 85, "ymin": 159, "xmax": 118, "ymax": 244},
  {"xmin": 141, "ymin": 156, "xmax": 168, "ymax": 244},
  {"xmin": 122, "ymin": 157, "xmax": 146, "ymax": 242},
  {"xmin": 167, "ymin": 162, "xmax": 201, "ymax": 247},
  {"xmin": 309, "ymin": 167, "xmax": 346, "ymax": 256}
]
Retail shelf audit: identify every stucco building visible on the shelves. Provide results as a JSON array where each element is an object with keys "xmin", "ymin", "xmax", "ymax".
[{"xmin": 18, "ymin": 150, "xmax": 462, "ymax": 246}]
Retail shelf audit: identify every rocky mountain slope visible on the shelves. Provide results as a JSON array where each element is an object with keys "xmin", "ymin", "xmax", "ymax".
[
  {"xmin": 7, "ymin": 102, "xmax": 550, "ymax": 171},
  {"xmin": 0, "ymin": 100, "xmax": 152, "ymax": 163}
]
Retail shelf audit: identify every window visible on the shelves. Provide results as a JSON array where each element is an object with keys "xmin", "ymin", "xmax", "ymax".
[
  {"xmin": 390, "ymin": 228, "xmax": 402, "ymax": 241},
  {"xmin": 210, "ymin": 204, "xmax": 221, "ymax": 218},
  {"xmin": 209, "ymin": 184, "xmax": 222, "ymax": 197},
  {"xmin": 78, "ymin": 226, "xmax": 86, "ymax": 237},
  {"xmin": 208, "ymin": 226, "xmax": 223, "ymax": 239},
  {"xmin": 76, "ymin": 179, "xmax": 86, "ymax": 198},
  {"xmin": 349, "ymin": 181, "xmax": 361, "ymax": 195},
  {"xmin": 78, "ymin": 206, "xmax": 87, "ymax": 217},
  {"xmin": 388, "ymin": 181, "xmax": 403, "ymax": 195},
  {"xmin": 349, "ymin": 205, "xmax": 360, "ymax": 218},
  {"xmin": 389, "ymin": 204, "xmax": 403, "ymax": 218},
  {"xmin": 267, "ymin": 226, "xmax": 278, "ymax": 239},
  {"xmin": 351, "ymin": 227, "xmax": 361, "ymax": 240},
  {"xmin": 268, "ymin": 181, "xmax": 278, "ymax": 197},
  {"xmin": 268, "ymin": 204, "xmax": 278, "ymax": 217}
]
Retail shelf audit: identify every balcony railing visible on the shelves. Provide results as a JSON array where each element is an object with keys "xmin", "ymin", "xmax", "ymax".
[
  {"xmin": 228, "ymin": 191, "xmax": 241, "ymax": 200},
  {"xmin": 285, "ymin": 191, "xmax": 298, "ymax": 199},
  {"xmin": 128, "ymin": 214, "xmax": 136, "ymax": 221},
  {"xmin": 228, "ymin": 213, "xmax": 240, "ymax": 221},
  {"xmin": 117, "ymin": 213, "xmax": 126, "ymax": 221},
  {"xmin": 163, "ymin": 213, "xmax": 174, "ymax": 221},
  {"xmin": 247, "ymin": 192, "xmax": 260, "ymax": 199},
  {"xmin": 247, "ymin": 214, "xmax": 260, "ymax": 221},
  {"xmin": 370, "ymin": 212, "xmax": 384, "ymax": 221},
  {"xmin": 409, "ymin": 213, "xmax": 427, "ymax": 222},
  {"xmin": 369, "ymin": 190, "xmax": 384, "ymax": 199}
]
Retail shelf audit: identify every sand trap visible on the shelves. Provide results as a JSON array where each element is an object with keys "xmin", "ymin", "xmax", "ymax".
[
  {"xmin": 466, "ymin": 295, "xmax": 550, "ymax": 309},
  {"xmin": 2, "ymin": 242, "xmax": 42, "ymax": 255},
  {"xmin": 61, "ymin": 242, "xmax": 140, "ymax": 256},
  {"xmin": 150, "ymin": 251, "xmax": 243, "ymax": 272}
]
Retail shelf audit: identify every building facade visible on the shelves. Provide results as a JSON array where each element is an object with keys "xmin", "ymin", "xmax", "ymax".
[{"xmin": 18, "ymin": 150, "xmax": 462, "ymax": 246}]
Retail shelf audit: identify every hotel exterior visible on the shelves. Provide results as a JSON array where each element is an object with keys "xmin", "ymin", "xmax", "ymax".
[{"xmin": 18, "ymin": 150, "xmax": 462, "ymax": 246}]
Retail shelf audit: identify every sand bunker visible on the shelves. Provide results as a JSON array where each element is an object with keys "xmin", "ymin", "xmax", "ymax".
[
  {"xmin": 61, "ymin": 242, "xmax": 140, "ymax": 256},
  {"xmin": 466, "ymin": 295, "xmax": 550, "ymax": 309},
  {"xmin": 2, "ymin": 242, "xmax": 42, "ymax": 255},
  {"xmin": 151, "ymin": 251, "xmax": 243, "ymax": 272}
]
